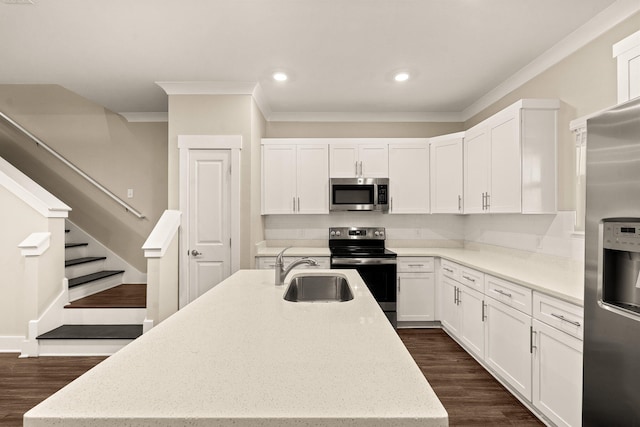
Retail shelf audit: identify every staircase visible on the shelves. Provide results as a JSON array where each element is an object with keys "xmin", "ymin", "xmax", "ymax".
[{"xmin": 36, "ymin": 222, "xmax": 146, "ymax": 356}]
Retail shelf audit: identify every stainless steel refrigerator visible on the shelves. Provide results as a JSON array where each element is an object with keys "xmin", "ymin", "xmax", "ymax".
[{"xmin": 584, "ymin": 97, "xmax": 640, "ymax": 425}]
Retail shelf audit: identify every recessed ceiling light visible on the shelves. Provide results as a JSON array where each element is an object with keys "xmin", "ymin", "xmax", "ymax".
[
  {"xmin": 394, "ymin": 72, "xmax": 410, "ymax": 82},
  {"xmin": 273, "ymin": 72, "xmax": 288, "ymax": 82}
]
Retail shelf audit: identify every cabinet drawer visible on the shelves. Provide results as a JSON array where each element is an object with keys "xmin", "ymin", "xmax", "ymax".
[
  {"xmin": 486, "ymin": 275, "xmax": 532, "ymax": 315},
  {"xmin": 398, "ymin": 257, "xmax": 434, "ymax": 273},
  {"xmin": 458, "ymin": 265, "xmax": 485, "ymax": 292},
  {"xmin": 440, "ymin": 259, "xmax": 459, "ymax": 280},
  {"xmin": 533, "ymin": 292, "xmax": 584, "ymax": 340}
]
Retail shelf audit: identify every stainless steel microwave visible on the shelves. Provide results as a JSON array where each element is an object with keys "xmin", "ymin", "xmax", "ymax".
[{"xmin": 330, "ymin": 178, "xmax": 389, "ymax": 212}]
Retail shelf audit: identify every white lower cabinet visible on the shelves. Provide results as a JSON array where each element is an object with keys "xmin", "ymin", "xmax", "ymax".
[
  {"xmin": 439, "ymin": 266, "xmax": 486, "ymax": 360},
  {"xmin": 439, "ymin": 276, "xmax": 461, "ymax": 335},
  {"xmin": 397, "ymin": 257, "xmax": 435, "ymax": 323},
  {"xmin": 458, "ymin": 285, "xmax": 485, "ymax": 360},
  {"xmin": 532, "ymin": 291, "xmax": 584, "ymax": 427},
  {"xmin": 484, "ymin": 296, "xmax": 533, "ymax": 400},
  {"xmin": 532, "ymin": 319, "xmax": 583, "ymax": 427},
  {"xmin": 438, "ymin": 259, "xmax": 583, "ymax": 426}
]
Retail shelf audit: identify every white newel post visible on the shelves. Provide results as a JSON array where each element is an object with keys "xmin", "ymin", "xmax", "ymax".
[
  {"xmin": 18, "ymin": 232, "xmax": 51, "ymax": 358},
  {"xmin": 142, "ymin": 210, "xmax": 182, "ymax": 332}
]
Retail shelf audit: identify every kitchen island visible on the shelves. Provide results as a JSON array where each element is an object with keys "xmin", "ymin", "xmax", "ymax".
[{"xmin": 24, "ymin": 269, "xmax": 448, "ymax": 426}]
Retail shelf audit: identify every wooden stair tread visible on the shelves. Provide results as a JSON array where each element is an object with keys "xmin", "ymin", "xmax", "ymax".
[
  {"xmin": 37, "ymin": 324, "xmax": 142, "ymax": 340},
  {"xmin": 68, "ymin": 270, "xmax": 124, "ymax": 288},
  {"xmin": 65, "ymin": 256, "xmax": 107, "ymax": 267},
  {"xmin": 65, "ymin": 284, "xmax": 147, "ymax": 308}
]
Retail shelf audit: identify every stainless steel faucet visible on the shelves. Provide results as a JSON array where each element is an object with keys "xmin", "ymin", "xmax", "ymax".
[{"xmin": 274, "ymin": 247, "xmax": 318, "ymax": 285}]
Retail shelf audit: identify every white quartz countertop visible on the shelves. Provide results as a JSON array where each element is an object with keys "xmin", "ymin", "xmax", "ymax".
[
  {"xmin": 256, "ymin": 246, "xmax": 584, "ymax": 306},
  {"xmin": 25, "ymin": 270, "xmax": 448, "ymax": 427}
]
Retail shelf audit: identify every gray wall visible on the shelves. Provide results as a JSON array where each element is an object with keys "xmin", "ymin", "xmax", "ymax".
[{"xmin": 0, "ymin": 85, "xmax": 167, "ymax": 271}]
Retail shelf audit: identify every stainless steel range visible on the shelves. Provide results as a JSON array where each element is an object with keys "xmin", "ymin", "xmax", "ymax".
[{"xmin": 329, "ymin": 227, "xmax": 397, "ymax": 326}]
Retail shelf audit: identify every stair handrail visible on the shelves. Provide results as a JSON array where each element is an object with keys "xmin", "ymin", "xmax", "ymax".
[{"xmin": 0, "ymin": 111, "xmax": 145, "ymax": 219}]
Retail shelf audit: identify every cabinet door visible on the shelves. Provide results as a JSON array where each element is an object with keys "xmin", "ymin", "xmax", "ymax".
[
  {"xmin": 532, "ymin": 319, "xmax": 583, "ymax": 427},
  {"xmin": 262, "ymin": 145, "xmax": 296, "ymax": 214},
  {"xmin": 389, "ymin": 144, "xmax": 429, "ymax": 214},
  {"xmin": 330, "ymin": 144, "xmax": 359, "ymax": 177},
  {"xmin": 397, "ymin": 272, "xmax": 435, "ymax": 322},
  {"xmin": 439, "ymin": 276, "xmax": 460, "ymax": 336},
  {"xmin": 484, "ymin": 297, "xmax": 532, "ymax": 400},
  {"xmin": 488, "ymin": 112, "xmax": 521, "ymax": 213},
  {"xmin": 430, "ymin": 137, "xmax": 463, "ymax": 213},
  {"xmin": 459, "ymin": 285, "xmax": 485, "ymax": 360},
  {"xmin": 463, "ymin": 126, "xmax": 489, "ymax": 213},
  {"xmin": 296, "ymin": 144, "xmax": 329, "ymax": 214},
  {"xmin": 358, "ymin": 144, "xmax": 389, "ymax": 177}
]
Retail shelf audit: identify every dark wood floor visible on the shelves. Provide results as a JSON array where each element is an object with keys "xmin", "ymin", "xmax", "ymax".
[
  {"xmin": 0, "ymin": 354, "xmax": 106, "ymax": 426},
  {"xmin": 398, "ymin": 328, "xmax": 543, "ymax": 426},
  {"xmin": 1, "ymin": 328, "xmax": 542, "ymax": 426},
  {"xmin": 65, "ymin": 284, "xmax": 146, "ymax": 308}
]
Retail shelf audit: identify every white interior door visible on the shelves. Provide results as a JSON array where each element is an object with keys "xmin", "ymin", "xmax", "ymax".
[{"xmin": 188, "ymin": 149, "xmax": 231, "ymax": 302}]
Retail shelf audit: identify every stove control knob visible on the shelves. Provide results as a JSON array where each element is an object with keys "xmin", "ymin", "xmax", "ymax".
[
  {"xmin": 374, "ymin": 231, "xmax": 380, "ymax": 236},
  {"xmin": 330, "ymin": 231, "xmax": 336, "ymax": 237},
  {"xmin": 335, "ymin": 231, "xmax": 342, "ymax": 236}
]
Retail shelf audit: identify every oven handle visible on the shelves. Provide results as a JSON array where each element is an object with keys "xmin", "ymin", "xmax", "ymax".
[{"xmin": 331, "ymin": 258, "xmax": 397, "ymax": 266}]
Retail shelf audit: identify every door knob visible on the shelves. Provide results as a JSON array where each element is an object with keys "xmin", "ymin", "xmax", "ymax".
[{"xmin": 190, "ymin": 249, "xmax": 202, "ymax": 256}]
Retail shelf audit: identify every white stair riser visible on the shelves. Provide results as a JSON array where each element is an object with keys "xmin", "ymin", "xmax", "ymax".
[
  {"xmin": 69, "ymin": 275, "xmax": 123, "ymax": 302},
  {"xmin": 64, "ymin": 245, "xmax": 89, "ymax": 260},
  {"xmin": 65, "ymin": 260, "xmax": 106, "ymax": 278},
  {"xmin": 38, "ymin": 339, "xmax": 135, "ymax": 356},
  {"xmin": 63, "ymin": 308, "xmax": 146, "ymax": 325}
]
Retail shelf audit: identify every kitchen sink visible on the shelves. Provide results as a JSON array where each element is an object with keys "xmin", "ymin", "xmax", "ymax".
[{"xmin": 283, "ymin": 274, "xmax": 354, "ymax": 302}]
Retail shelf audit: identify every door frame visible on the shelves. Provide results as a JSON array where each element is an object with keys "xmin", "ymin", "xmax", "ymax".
[{"xmin": 178, "ymin": 135, "xmax": 241, "ymax": 308}]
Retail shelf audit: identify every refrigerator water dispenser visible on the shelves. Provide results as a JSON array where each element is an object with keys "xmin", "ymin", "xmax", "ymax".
[{"xmin": 602, "ymin": 220, "xmax": 640, "ymax": 316}]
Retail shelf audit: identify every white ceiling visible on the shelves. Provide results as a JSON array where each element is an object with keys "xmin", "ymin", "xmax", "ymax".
[{"xmin": 0, "ymin": 0, "xmax": 633, "ymax": 121}]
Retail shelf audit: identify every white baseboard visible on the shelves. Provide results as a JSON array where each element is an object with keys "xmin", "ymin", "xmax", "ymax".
[
  {"xmin": 142, "ymin": 318, "xmax": 154, "ymax": 333},
  {"xmin": 0, "ymin": 336, "xmax": 24, "ymax": 353}
]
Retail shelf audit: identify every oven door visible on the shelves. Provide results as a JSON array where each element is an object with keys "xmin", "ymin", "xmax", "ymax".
[{"xmin": 330, "ymin": 257, "xmax": 397, "ymax": 310}]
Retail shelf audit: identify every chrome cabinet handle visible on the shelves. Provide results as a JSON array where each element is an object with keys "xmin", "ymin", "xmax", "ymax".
[
  {"xmin": 355, "ymin": 161, "xmax": 358, "ymax": 176},
  {"xmin": 551, "ymin": 313, "xmax": 581, "ymax": 327},
  {"xmin": 482, "ymin": 192, "xmax": 486, "ymax": 210},
  {"xmin": 530, "ymin": 326, "xmax": 537, "ymax": 353},
  {"xmin": 443, "ymin": 267, "xmax": 454, "ymax": 273},
  {"xmin": 486, "ymin": 192, "xmax": 490, "ymax": 209},
  {"xmin": 408, "ymin": 264, "xmax": 424, "ymax": 267},
  {"xmin": 190, "ymin": 249, "xmax": 202, "ymax": 256},
  {"xmin": 458, "ymin": 195, "xmax": 462, "ymax": 212},
  {"xmin": 482, "ymin": 301, "xmax": 487, "ymax": 321},
  {"xmin": 293, "ymin": 197, "xmax": 296, "ymax": 212},
  {"xmin": 297, "ymin": 197, "xmax": 300, "ymax": 212},
  {"xmin": 390, "ymin": 197, "xmax": 393, "ymax": 213},
  {"xmin": 359, "ymin": 161, "xmax": 363, "ymax": 176},
  {"xmin": 457, "ymin": 287, "xmax": 461, "ymax": 305},
  {"xmin": 397, "ymin": 277, "xmax": 401, "ymax": 293},
  {"xmin": 453, "ymin": 286, "xmax": 458, "ymax": 304},
  {"xmin": 462, "ymin": 275, "xmax": 476, "ymax": 282},
  {"xmin": 494, "ymin": 288, "xmax": 512, "ymax": 298}
]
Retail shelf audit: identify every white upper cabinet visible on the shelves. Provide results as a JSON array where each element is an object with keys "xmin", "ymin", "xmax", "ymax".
[
  {"xmin": 330, "ymin": 141, "xmax": 388, "ymax": 178},
  {"xmin": 389, "ymin": 141, "xmax": 430, "ymax": 214},
  {"xmin": 613, "ymin": 29, "xmax": 640, "ymax": 103},
  {"xmin": 261, "ymin": 141, "xmax": 329, "ymax": 215},
  {"xmin": 430, "ymin": 133, "xmax": 463, "ymax": 214},
  {"xmin": 463, "ymin": 99, "xmax": 558, "ymax": 214}
]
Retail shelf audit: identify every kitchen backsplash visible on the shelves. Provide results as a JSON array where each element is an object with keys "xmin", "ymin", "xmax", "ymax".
[{"xmin": 264, "ymin": 211, "xmax": 584, "ymax": 261}]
